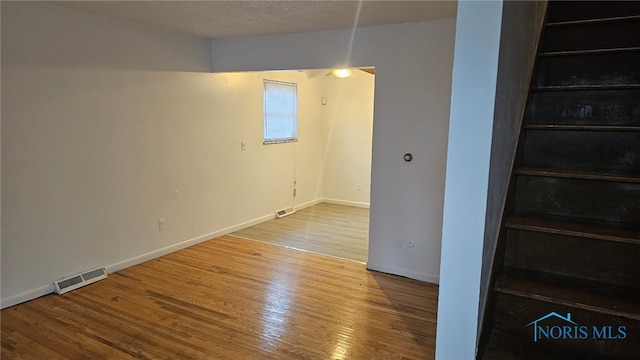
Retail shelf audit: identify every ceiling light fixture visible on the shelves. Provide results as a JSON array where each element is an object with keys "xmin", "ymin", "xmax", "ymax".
[{"xmin": 330, "ymin": 69, "xmax": 353, "ymax": 78}]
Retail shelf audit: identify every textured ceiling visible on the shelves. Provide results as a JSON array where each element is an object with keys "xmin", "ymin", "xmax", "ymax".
[{"xmin": 52, "ymin": 1, "xmax": 458, "ymax": 40}]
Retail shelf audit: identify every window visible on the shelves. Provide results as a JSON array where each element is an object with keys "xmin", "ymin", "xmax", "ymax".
[{"xmin": 263, "ymin": 80, "xmax": 298, "ymax": 144}]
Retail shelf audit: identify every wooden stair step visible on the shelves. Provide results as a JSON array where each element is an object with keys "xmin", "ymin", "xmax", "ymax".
[
  {"xmin": 495, "ymin": 269, "xmax": 640, "ymax": 321},
  {"xmin": 514, "ymin": 168, "xmax": 640, "ymax": 184},
  {"xmin": 546, "ymin": 2, "xmax": 640, "ymax": 23},
  {"xmin": 528, "ymin": 88, "xmax": 640, "ymax": 127},
  {"xmin": 482, "ymin": 329, "xmax": 609, "ymax": 360},
  {"xmin": 532, "ymin": 84, "xmax": 640, "ymax": 91},
  {"xmin": 506, "ymin": 214, "xmax": 640, "ymax": 245},
  {"xmin": 547, "ymin": 0, "xmax": 640, "ymax": 23},
  {"xmin": 514, "ymin": 175, "xmax": 640, "ymax": 224},
  {"xmin": 547, "ymin": 14, "xmax": 640, "ymax": 27},
  {"xmin": 535, "ymin": 51, "xmax": 640, "ymax": 87},
  {"xmin": 541, "ymin": 16, "xmax": 640, "ymax": 52},
  {"xmin": 523, "ymin": 124, "xmax": 640, "ymax": 132},
  {"xmin": 545, "ymin": 15, "xmax": 640, "ymax": 26},
  {"xmin": 504, "ymin": 223, "xmax": 640, "ymax": 288},
  {"xmin": 521, "ymin": 129, "xmax": 640, "ymax": 174},
  {"xmin": 539, "ymin": 46, "xmax": 640, "ymax": 57},
  {"xmin": 492, "ymin": 269, "xmax": 640, "ymax": 359}
]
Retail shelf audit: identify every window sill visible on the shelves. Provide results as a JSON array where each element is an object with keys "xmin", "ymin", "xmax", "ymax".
[{"xmin": 263, "ymin": 139, "xmax": 298, "ymax": 145}]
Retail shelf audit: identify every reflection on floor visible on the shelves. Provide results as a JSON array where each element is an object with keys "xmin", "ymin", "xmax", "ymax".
[
  {"xmin": 1, "ymin": 236, "xmax": 438, "ymax": 359},
  {"xmin": 231, "ymin": 202, "xmax": 369, "ymax": 262}
]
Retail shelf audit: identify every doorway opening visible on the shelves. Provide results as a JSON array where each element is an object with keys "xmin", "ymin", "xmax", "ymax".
[{"xmin": 230, "ymin": 67, "xmax": 376, "ymax": 263}]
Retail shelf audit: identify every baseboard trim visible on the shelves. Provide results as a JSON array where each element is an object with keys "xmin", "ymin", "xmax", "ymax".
[
  {"xmin": 1, "ymin": 284, "xmax": 54, "ymax": 309},
  {"xmin": 2, "ymin": 198, "xmax": 368, "ymax": 309},
  {"xmin": 366, "ymin": 262, "xmax": 439, "ymax": 284},
  {"xmin": 295, "ymin": 198, "xmax": 324, "ymax": 210},
  {"xmin": 107, "ymin": 213, "xmax": 277, "ymax": 274},
  {"xmin": 1, "ymin": 212, "xmax": 278, "ymax": 309},
  {"xmin": 322, "ymin": 198, "xmax": 370, "ymax": 209}
]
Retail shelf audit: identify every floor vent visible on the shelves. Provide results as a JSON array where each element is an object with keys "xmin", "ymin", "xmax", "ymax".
[
  {"xmin": 275, "ymin": 207, "xmax": 296, "ymax": 219},
  {"xmin": 54, "ymin": 266, "xmax": 108, "ymax": 294}
]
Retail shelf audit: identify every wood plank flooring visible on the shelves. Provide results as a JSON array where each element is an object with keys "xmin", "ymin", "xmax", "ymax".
[
  {"xmin": 1, "ymin": 236, "xmax": 438, "ymax": 360},
  {"xmin": 232, "ymin": 202, "xmax": 370, "ymax": 262}
]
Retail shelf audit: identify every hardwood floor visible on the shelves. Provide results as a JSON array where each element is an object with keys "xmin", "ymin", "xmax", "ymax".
[
  {"xmin": 1, "ymin": 236, "xmax": 438, "ymax": 359},
  {"xmin": 232, "ymin": 202, "xmax": 370, "ymax": 262}
]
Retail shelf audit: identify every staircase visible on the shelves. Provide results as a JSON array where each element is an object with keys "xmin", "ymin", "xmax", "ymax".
[{"xmin": 480, "ymin": 1, "xmax": 640, "ymax": 359}]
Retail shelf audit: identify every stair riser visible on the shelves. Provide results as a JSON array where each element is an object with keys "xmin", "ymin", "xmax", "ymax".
[
  {"xmin": 504, "ymin": 229, "xmax": 640, "ymax": 288},
  {"xmin": 536, "ymin": 52, "xmax": 640, "ymax": 86},
  {"xmin": 546, "ymin": 1, "xmax": 640, "ymax": 23},
  {"xmin": 514, "ymin": 176, "xmax": 640, "ymax": 224},
  {"xmin": 529, "ymin": 89, "xmax": 640, "ymax": 126},
  {"xmin": 542, "ymin": 19, "xmax": 640, "ymax": 52},
  {"xmin": 494, "ymin": 292, "xmax": 639, "ymax": 360},
  {"xmin": 522, "ymin": 130, "xmax": 640, "ymax": 173}
]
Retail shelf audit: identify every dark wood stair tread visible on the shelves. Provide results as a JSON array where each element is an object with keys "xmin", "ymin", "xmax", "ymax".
[
  {"xmin": 524, "ymin": 124, "xmax": 640, "ymax": 132},
  {"xmin": 482, "ymin": 329, "xmax": 610, "ymax": 360},
  {"xmin": 532, "ymin": 84, "xmax": 640, "ymax": 91},
  {"xmin": 514, "ymin": 167, "xmax": 640, "ymax": 183},
  {"xmin": 506, "ymin": 214, "xmax": 640, "ymax": 245},
  {"xmin": 546, "ymin": 14, "xmax": 640, "ymax": 27},
  {"xmin": 495, "ymin": 270, "xmax": 640, "ymax": 320},
  {"xmin": 540, "ymin": 46, "xmax": 640, "ymax": 57}
]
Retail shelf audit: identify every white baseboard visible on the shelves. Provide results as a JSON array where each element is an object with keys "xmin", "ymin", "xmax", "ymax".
[
  {"xmin": 366, "ymin": 262, "xmax": 439, "ymax": 284},
  {"xmin": 107, "ymin": 212, "xmax": 276, "ymax": 274},
  {"xmin": 1, "ymin": 199, "xmax": 369, "ymax": 309},
  {"xmin": 0, "ymin": 212, "xmax": 277, "ymax": 310},
  {"xmin": 322, "ymin": 197, "xmax": 370, "ymax": 209},
  {"xmin": 1, "ymin": 284, "xmax": 54, "ymax": 309},
  {"xmin": 295, "ymin": 198, "xmax": 324, "ymax": 210}
]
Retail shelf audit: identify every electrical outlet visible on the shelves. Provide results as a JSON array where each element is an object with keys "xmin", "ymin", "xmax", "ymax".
[
  {"xmin": 395, "ymin": 237, "xmax": 403, "ymax": 248},
  {"xmin": 158, "ymin": 219, "xmax": 166, "ymax": 231},
  {"xmin": 357, "ymin": 183, "xmax": 362, "ymax": 191}
]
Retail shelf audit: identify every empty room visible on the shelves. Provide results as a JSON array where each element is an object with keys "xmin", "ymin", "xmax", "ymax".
[
  {"xmin": 4, "ymin": 1, "xmax": 609, "ymax": 359},
  {"xmin": 1, "ymin": 1, "xmax": 454, "ymax": 358},
  {"xmin": 230, "ymin": 66, "xmax": 374, "ymax": 263}
]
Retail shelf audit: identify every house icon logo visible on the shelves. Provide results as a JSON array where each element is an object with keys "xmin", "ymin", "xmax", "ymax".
[
  {"xmin": 525, "ymin": 312, "xmax": 627, "ymax": 342},
  {"xmin": 525, "ymin": 312, "xmax": 577, "ymax": 342}
]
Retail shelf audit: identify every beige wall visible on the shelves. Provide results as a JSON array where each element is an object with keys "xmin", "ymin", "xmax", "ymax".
[
  {"xmin": 321, "ymin": 69, "xmax": 375, "ymax": 207},
  {"xmin": 1, "ymin": 2, "xmax": 377, "ymax": 307},
  {"xmin": 1, "ymin": 2, "xmax": 325, "ymax": 306}
]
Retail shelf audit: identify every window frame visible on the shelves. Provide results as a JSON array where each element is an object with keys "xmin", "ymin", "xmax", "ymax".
[{"xmin": 263, "ymin": 79, "xmax": 298, "ymax": 145}]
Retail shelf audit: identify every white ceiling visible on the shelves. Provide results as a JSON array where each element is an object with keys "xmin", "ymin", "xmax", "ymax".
[{"xmin": 52, "ymin": 1, "xmax": 457, "ymax": 40}]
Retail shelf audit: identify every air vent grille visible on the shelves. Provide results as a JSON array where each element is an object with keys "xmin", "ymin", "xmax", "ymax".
[
  {"xmin": 82, "ymin": 268, "xmax": 106, "ymax": 281},
  {"xmin": 275, "ymin": 207, "xmax": 296, "ymax": 219},
  {"xmin": 57, "ymin": 275, "xmax": 83, "ymax": 290},
  {"xmin": 54, "ymin": 266, "xmax": 108, "ymax": 294}
]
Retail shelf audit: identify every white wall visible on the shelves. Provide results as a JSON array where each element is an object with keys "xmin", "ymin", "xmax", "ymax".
[
  {"xmin": 212, "ymin": 19, "xmax": 456, "ymax": 283},
  {"xmin": 1, "ymin": 2, "xmax": 329, "ymax": 307},
  {"xmin": 435, "ymin": 1, "xmax": 503, "ymax": 359},
  {"xmin": 321, "ymin": 69, "xmax": 374, "ymax": 207}
]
